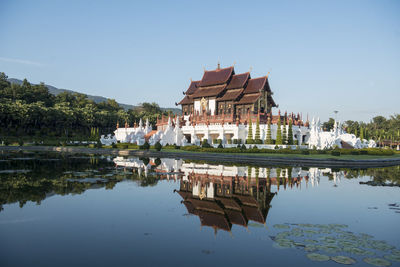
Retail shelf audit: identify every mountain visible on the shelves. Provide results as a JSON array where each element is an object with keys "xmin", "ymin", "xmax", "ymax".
[{"xmin": 7, "ymin": 78, "xmax": 181, "ymax": 114}]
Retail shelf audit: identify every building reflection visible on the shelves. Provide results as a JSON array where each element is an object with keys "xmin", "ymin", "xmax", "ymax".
[{"xmin": 173, "ymin": 162, "xmax": 313, "ymax": 233}]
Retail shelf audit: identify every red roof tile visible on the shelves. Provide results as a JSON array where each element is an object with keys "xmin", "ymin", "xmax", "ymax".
[
  {"xmin": 199, "ymin": 66, "xmax": 234, "ymax": 87},
  {"xmin": 226, "ymin": 72, "xmax": 250, "ymax": 89},
  {"xmin": 190, "ymin": 84, "xmax": 226, "ymax": 98},
  {"xmin": 217, "ymin": 88, "xmax": 243, "ymax": 101},
  {"xmin": 178, "ymin": 95, "xmax": 193, "ymax": 105},
  {"xmin": 185, "ymin": 80, "xmax": 200, "ymax": 95},
  {"xmin": 235, "ymin": 93, "xmax": 261, "ymax": 104},
  {"xmin": 243, "ymin": 76, "xmax": 267, "ymax": 94}
]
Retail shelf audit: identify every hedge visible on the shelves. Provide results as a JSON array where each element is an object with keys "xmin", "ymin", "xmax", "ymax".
[{"xmin": 179, "ymin": 146, "xmax": 395, "ymax": 156}]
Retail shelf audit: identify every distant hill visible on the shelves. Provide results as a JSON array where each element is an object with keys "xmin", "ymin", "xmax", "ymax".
[{"xmin": 7, "ymin": 78, "xmax": 181, "ymax": 114}]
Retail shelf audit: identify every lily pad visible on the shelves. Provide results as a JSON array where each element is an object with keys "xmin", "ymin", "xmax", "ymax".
[
  {"xmin": 370, "ymin": 241, "xmax": 395, "ymax": 252},
  {"xmin": 273, "ymin": 224, "xmax": 290, "ymax": 229},
  {"xmin": 273, "ymin": 240, "xmax": 294, "ymax": 249},
  {"xmin": 248, "ymin": 222, "xmax": 264, "ymax": 228},
  {"xmin": 304, "ymin": 245, "xmax": 318, "ymax": 252},
  {"xmin": 306, "ymin": 253, "xmax": 330, "ymax": 262},
  {"xmin": 343, "ymin": 247, "xmax": 371, "ymax": 256},
  {"xmin": 363, "ymin": 257, "xmax": 391, "ymax": 267},
  {"xmin": 321, "ymin": 244, "xmax": 342, "ymax": 254},
  {"xmin": 383, "ymin": 254, "xmax": 400, "ymax": 262},
  {"xmin": 304, "ymin": 239, "xmax": 319, "ymax": 244},
  {"xmin": 391, "ymin": 249, "xmax": 400, "ymax": 256},
  {"xmin": 331, "ymin": 256, "xmax": 357, "ymax": 265}
]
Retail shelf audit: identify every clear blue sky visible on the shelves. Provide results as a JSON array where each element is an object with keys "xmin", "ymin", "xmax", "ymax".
[{"xmin": 0, "ymin": 0, "xmax": 399, "ymax": 122}]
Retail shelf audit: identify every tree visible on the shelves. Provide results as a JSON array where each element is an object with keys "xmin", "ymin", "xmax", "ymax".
[
  {"xmin": 266, "ymin": 117, "xmax": 272, "ymax": 144},
  {"xmin": 360, "ymin": 127, "xmax": 364, "ymax": 140},
  {"xmin": 323, "ymin": 118, "xmax": 335, "ymax": 131},
  {"xmin": 288, "ymin": 119, "xmax": 294, "ymax": 145},
  {"xmin": 246, "ymin": 117, "xmax": 253, "ymax": 143},
  {"xmin": 276, "ymin": 118, "xmax": 282, "ymax": 145},
  {"xmin": 282, "ymin": 118, "xmax": 287, "ymax": 145},
  {"xmin": 254, "ymin": 116, "xmax": 261, "ymax": 143}
]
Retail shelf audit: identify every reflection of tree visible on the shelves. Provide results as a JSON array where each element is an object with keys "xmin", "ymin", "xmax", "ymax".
[
  {"xmin": 0, "ymin": 153, "xmax": 161, "ymax": 210},
  {"xmin": 341, "ymin": 166, "xmax": 400, "ymax": 185}
]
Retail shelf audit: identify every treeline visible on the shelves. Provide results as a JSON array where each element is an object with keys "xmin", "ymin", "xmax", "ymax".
[
  {"xmin": 0, "ymin": 72, "xmax": 168, "ymax": 140},
  {"xmin": 323, "ymin": 115, "xmax": 400, "ymax": 142}
]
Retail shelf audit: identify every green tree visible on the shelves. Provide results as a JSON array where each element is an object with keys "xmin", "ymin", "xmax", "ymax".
[
  {"xmin": 287, "ymin": 119, "xmax": 294, "ymax": 145},
  {"xmin": 276, "ymin": 118, "xmax": 282, "ymax": 145},
  {"xmin": 266, "ymin": 117, "xmax": 272, "ymax": 144},
  {"xmin": 254, "ymin": 116, "xmax": 261, "ymax": 143},
  {"xmin": 282, "ymin": 118, "xmax": 287, "ymax": 145},
  {"xmin": 247, "ymin": 117, "xmax": 253, "ymax": 143},
  {"xmin": 360, "ymin": 126, "xmax": 364, "ymax": 140},
  {"xmin": 323, "ymin": 118, "xmax": 335, "ymax": 131}
]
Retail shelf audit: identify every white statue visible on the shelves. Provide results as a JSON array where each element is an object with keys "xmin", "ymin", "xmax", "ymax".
[{"xmin": 100, "ymin": 134, "xmax": 117, "ymax": 146}]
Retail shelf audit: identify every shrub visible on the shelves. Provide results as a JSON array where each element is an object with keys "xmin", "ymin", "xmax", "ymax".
[
  {"xmin": 274, "ymin": 145, "xmax": 279, "ymax": 150},
  {"xmin": 237, "ymin": 144, "xmax": 241, "ymax": 148},
  {"xmin": 254, "ymin": 139, "xmax": 263, "ymax": 144},
  {"xmin": 4, "ymin": 139, "xmax": 10, "ymax": 146},
  {"xmin": 217, "ymin": 139, "xmax": 222, "ymax": 144},
  {"xmin": 351, "ymin": 150, "xmax": 360, "ymax": 155},
  {"xmin": 174, "ymin": 145, "xmax": 181, "ymax": 149},
  {"xmin": 96, "ymin": 141, "xmax": 102, "ymax": 148},
  {"xmin": 112, "ymin": 143, "xmax": 117, "ymax": 148},
  {"xmin": 18, "ymin": 139, "xmax": 24, "ymax": 146},
  {"xmin": 331, "ymin": 150, "xmax": 341, "ymax": 156},
  {"xmin": 212, "ymin": 138, "xmax": 218, "ymax": 144},
  {"xmin": 227, "ymin": 139, "xmax": 232, "ymax": 144},
  {"xmin": 302, "ymin": 150, "xmax": 310, "ymax": 155},
  {"xmin": 241, "ymin": 144, "xmax": 246, "ymax": 150},
  {"xmin": 317, "ymin": 150, "xmax": 326, "ymax": 154},
  {"xmin": 359, "ymin": 150, "xmax": 368, "ymax": 155},
  {"xmin": 246, "ymin": 139, "xmax": 254, "ymax": 144},
  {"xmin": 217, "ymin": 143, "xmax": 223, "ymax": 149},
  {"xmin": 122, "ymin": 144, "xmax": 128, "ymax": 149},
  {"xmin": 154, "ymin": 141, "xmax": 162, "ymax": 151},
  {"xmin": 88, "ymin": 144, "xmax": 95, "ymax": 148},
  {"xmin": 202, "ymin": 141, "xmax": 211, "ymax": 148},
  {"xmin": 233, "ymin": 139, "xmax": 238, "ymax": 144},
  {"xmin": 140, "ymin": 141, "xmax": 150, "ymax": 150}
]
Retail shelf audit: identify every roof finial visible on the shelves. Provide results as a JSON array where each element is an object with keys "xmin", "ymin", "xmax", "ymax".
[
  {"xmin": 266, "ymin": 71, "xmax": 270, "ymax": 78},
  {"xmin": 233, "ymin": 61, "xmax": 236, "ymax": 66},
  {"xmin": 249, "ymin": 66, "xmax": 253, "ymax": 72},
  {"xmin": 217, "ymin": 61, "xmax": 220, "ymax": 70},
  {"xmin": 190, "ymin": 77, "xmax": 192, "ymax": 81}
]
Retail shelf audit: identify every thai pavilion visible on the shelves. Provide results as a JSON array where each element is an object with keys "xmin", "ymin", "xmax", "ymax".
[{"xmin": 154, "ymin": 64, "xmax": 310, "ymax": 146}]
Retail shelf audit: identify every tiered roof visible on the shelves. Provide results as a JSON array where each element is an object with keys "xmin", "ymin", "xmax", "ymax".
[{"xmin": 178, "ymin": 65, "xmax": 277, "ymax": 107}]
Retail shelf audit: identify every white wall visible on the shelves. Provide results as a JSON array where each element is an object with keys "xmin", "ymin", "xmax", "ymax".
[
  {"xmin": 194, "ymin": 100, "xmax": 201, "ymax": 113},
  {"xmin": 209, "ymin": 99, "xmax": 216, "ymax": 115}
]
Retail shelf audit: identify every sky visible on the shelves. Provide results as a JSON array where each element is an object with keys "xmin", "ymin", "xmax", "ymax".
[{"xmin": 0, "ymin": 0, "xmax": 399, "ymax": 122}]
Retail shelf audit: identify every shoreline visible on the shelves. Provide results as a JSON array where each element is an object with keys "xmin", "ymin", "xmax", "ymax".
[{"xmin": 1, "ymin": 145, "xmax": 400, "ymax": 168}]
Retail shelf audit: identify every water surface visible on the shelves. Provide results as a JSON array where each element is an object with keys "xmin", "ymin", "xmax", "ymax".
[{"xmin": 1, "ymin": 152, "xmax": 399, "ymax": 267}]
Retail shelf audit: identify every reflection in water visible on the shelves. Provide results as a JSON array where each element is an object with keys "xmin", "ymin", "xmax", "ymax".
[
  {"xmin": 1, "ymin": 152, "xmax": 400, "ymax": 266},
  {"xmin": 1, "ymin": 152, "xmax": 398, "ymax": 215}
]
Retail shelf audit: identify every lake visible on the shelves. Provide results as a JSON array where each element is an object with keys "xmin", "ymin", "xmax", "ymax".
[{"xmin": 0, "ymin": 151, "xmax": 399, "ymax": 267}]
